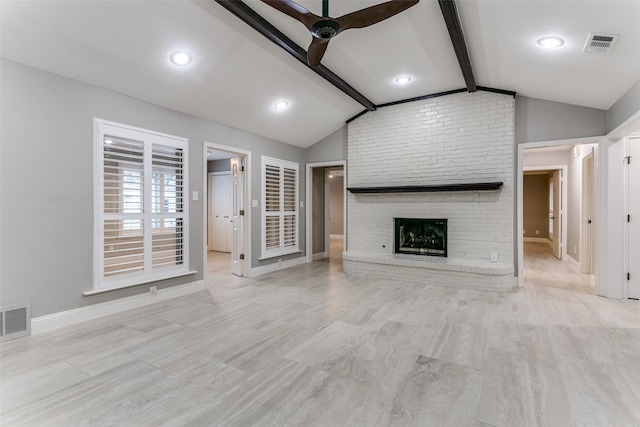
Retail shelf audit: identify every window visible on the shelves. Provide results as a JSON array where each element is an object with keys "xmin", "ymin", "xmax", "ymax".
[
  {"xmin": 261, "ymin": 156, "xmax": 299, "ymax": 258},
  {"xmin": 95, "ymin": 120, "xmax": 188, "ymax": 291}
]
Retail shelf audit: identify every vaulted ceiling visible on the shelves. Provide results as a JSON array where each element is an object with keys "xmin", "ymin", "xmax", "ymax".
[{"xmin": 2, "ymin": 0, "xmax": 639, "ymax": 147}]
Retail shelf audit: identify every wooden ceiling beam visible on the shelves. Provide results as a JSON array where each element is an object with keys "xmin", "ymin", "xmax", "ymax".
[
  {"xmin": 214, "ymin": 0, "xmax": 377, "ymax": 111},
  {"xmin": 438, "ymin": 0, "xmax": 477, "ymax": 92}
]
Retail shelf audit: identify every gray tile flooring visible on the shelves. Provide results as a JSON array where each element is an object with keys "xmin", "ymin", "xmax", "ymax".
[{"xmin": 1, "ymin": 242, "xmax": 639, "ymax": 426}]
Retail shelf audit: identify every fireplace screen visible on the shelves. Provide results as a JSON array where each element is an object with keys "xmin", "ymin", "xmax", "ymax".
[{"xmin": 394, "ymin": 218, "xmax": 447, "ymax": 257}]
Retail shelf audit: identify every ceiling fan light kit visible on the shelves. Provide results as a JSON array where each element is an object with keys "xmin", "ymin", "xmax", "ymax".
[{"xmin": 261, "ymin": 0, "xmax": 419, "ymax": 66}]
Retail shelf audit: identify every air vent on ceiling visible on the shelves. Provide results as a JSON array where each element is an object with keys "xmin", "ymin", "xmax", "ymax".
[
  {"xmin": 0, "ymin": 303, "xmax": 31, "ymax": 342},
  {"xmin": 584, "ymin": 33, "xmax": 619, "ymax": 54}
]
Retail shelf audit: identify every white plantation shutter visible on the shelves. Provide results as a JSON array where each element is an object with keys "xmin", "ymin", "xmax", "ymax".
[
  {"xmin": 95, "ymin": 120, "xmax": 188, "ymax": 291},
  {"xmin": 262, "ymin": 157, "xmax": 299, "ymax": 258}
]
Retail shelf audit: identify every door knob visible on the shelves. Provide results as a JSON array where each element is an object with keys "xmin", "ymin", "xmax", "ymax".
[{"xmin": 587, "ymin": 220, "xmax": 592, "ymax": 224}]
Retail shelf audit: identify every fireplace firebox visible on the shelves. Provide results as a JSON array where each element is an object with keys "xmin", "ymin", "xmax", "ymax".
[{"xmin": 394, "ymin": 218, "xmax": 447, "ymax": 257}]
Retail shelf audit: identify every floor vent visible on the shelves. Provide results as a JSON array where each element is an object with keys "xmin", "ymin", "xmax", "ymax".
[
  {"xmin": 584, "ymin": 33, "xmax": 619, "ymax": 54},
  {"xmin": 1, "ymin": 303, "xmax": 31, "ymax": 342}
]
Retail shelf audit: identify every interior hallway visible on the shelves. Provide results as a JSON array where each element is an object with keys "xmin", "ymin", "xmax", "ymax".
[
  {"xmin": 524, "ymin": 241, "xmax": 595, "ymax": 296},
  {"xmin": 1, "ymin": 243, "xmax": 639, "ymax": 426}
]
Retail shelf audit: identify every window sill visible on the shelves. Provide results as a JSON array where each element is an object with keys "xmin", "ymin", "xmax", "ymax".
[{"xmin": 84, "ymin": 270, "xmax": 198, "ymax": 296}]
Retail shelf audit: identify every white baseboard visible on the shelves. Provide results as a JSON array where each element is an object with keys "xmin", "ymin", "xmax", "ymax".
[
  {"xmin": 523, "ymin": 237, "xmax": 551, "ymax": 244},
  {"xmin": 312, "ymin": 252, "xmax": 328, "ymax": 261},
  {"xmin": 330, "ymin": 234, "xmax": 344, "ymax": 240},
  {"xmin": 248, "ymin": 256, "xmax": 306, "ymax": 277},
  {"xmin": 31, "ymin": 280, "xmax": 205, "ymax": 335}
]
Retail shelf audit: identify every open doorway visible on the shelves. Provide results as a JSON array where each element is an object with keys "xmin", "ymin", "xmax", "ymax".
[
  {"xmin": 306, "ymin": 161, "xmax": 346, "ymax": 264},
  {"xmin": 203, "ymin": 144, "xmax": 250, "ymax": 283},
  {"xmin": 519, "ymin": 142, "xmax": 597, "ymax": 295}
]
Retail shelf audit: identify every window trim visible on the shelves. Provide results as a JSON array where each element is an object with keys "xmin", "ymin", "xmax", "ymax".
[
  {"xmin": 261, "ymin": 156, "xmax": 299, "ymax": 259},
  {"xmin": 93, "ymin": 118, "xmax": 189, "ymax": 292}
]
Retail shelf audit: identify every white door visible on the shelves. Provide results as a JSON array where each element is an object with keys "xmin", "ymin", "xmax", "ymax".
[
  {"xmin": 581, "ymin": 153, "xmax": 594, "ymax": 274},
  {"xmin": 629, "ymin": 139, "xmax": 640, "ymax": 299},
  {"xmin": 211, "ymin": 174, "xmax": 231, "ymax": 252},
  {"xmin": 230, "ymin": 157, "xmax": 244, "ymax": 276},
  {"xmin": 549, "ymin": 170, "xmax": 562, "ymax": 259}
]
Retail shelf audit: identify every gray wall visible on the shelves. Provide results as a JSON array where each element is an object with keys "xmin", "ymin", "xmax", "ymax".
[
  {"xmin": 523, "ymin": 175, "xmax": 549, "ymax": 238},
  {"xmin": 306, "ymin": 126, "xmax": 347, "ymax": 163},
  {"xmin": 207, "ymin": 159, "xmax": 231, "ymax": 173},
  {"xmin": 515, "ymin": 96, "xmax": 607, "ymax": 143},
  {"xmin": 607, "ymin": 79, "xmax": 640, "ymax": 133},
  {"xmin": 329, "ymin": 176, "xmax": 344, "ymax": 235},
  {"xmin": 312, "ymin": 168, "xmax": 326, "ymax": 255},
  {"xmin": 0, "ymin": 59, "xmax": 305, "ymax": 318}
]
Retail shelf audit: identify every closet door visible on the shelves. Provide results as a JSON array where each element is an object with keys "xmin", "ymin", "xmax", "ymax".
[
  {"xmin": 629, "ymin": 138, "xmax": 639, "ymax": 299},
  {"xmin": 211, "ymin": 174, "xmax": 231, "ymax": 252}
]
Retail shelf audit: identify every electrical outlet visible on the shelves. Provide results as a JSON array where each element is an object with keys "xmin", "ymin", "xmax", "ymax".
[
  {"xmin": 536, "ymin": 230, "xmax": 540, "ymax": 235},
  {"xmin": 573, "ymin": 246, "xmax": 577, "ymax": 254},
  {"xmin": 150, "ymin": 286, "xmax": 157, "ymax": 296},
  {"xmin": 491, "ymin": 252, "xmax": 498, "ymax": 262}
]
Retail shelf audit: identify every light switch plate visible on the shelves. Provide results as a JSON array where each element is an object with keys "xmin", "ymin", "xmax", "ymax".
[
  {"xmin": 192, "ymin": 191, "xmax": 198, "ymax": 201},
  {"xmin": 252, "ymin": 199, "xmax": 258, "ymax": 208}
]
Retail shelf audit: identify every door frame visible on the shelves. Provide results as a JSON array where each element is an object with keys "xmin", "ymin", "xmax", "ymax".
[
  {"xmin": 517, "ymin": 137, "xmax": 600, "ymax": 291},
  {"xmin": 202, "ymin": 142, "xmax": 251, "ymax": 282},
  {"xmin": 305, "ymin": 161, "xmax": 346, "ymax": 263},
  {"xmin": 523, "ymin": 165, "xmax": 568, "ymax": 260}
]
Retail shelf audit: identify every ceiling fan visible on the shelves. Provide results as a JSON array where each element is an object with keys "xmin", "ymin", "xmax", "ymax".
[{"xmin": 261, "ymin": 0, "xmax": 419, "ymax": 66}]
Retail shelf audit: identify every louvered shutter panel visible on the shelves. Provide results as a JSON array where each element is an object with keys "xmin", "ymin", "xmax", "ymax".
[
  {"xmin": 103, "ymin": 135, "xmax": 145, "ymax": 278},
  {"xmin": 261, "ymin": 157, "xmax": 299, "ymax": 258}
]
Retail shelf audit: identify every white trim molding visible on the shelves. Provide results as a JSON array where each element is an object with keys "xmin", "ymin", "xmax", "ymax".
[{"xmin": 32, "ymin": 280, "xmax": 205, "ymax": 334}]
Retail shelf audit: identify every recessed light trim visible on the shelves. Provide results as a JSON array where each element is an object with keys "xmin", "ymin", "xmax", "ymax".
[
  {"xmin": 170, "ymin": 51, "xmax": 192, "ymax": 66},
  {"xmin": 274, "ymin": 100, "xmax": 289, "ymax": 111},
  {"xmin": 395, "ymin": 76, "xmax": 412, "ymax": 85},
  {"xmin": 537, "ymin": 36, "xmax": 564, "ymax": 48}
]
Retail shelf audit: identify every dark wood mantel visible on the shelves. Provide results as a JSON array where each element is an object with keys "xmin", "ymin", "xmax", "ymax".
[{"xmin": 347, "ymin": 182, "xmax": 503, "ymax": 194}]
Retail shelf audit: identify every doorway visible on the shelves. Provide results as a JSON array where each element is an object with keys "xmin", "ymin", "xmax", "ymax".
[
  {"xmin": 518, "ymin": 140, "xmax": 599, "ymax": 294},
  {"xmin": 306, "ymin": 161, "xmax": 346, "ymax": 264},
  {"xmin": 203, "ymin": 144, "xmax": 250, "ymax": 282}
]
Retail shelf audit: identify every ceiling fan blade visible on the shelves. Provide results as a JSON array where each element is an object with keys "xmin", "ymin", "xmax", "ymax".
[
  {"xmin": 336, "ymin": 0, "xmax": 419, "ymax": 31},
  {"xmin": 307, "ymin": 37, "xmax": 330, "ymax": 66},
  {"xmin": 260, "ymin": 0, "xmax": 322, "ymax": 30}
]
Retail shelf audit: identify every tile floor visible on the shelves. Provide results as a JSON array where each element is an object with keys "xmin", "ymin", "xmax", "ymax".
[{"xmin": 0, "ymin": 242, "xmax": 638, "ymax": 426}]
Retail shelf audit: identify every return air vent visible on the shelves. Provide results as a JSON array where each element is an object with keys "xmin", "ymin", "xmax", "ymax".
[
  {"xmin": 584, "ymin": 33, "xmax": 619, "ymax": 53},
  {"xmin": 0, "ymin": 303, "xmax": 31, "ymax": 342}
]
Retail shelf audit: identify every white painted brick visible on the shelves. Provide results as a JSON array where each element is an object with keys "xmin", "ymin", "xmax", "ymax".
[{"xmin": 346, "ymin": 91, "xmax": 515, "ymax": 292}]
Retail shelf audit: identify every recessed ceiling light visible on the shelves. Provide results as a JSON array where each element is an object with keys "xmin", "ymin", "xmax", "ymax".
[
  {"xmin": 395, "ymin": 76, "xmax": 412, "ymax": 85},
  {"xmin": 170, "ymin": 51, "xmax": 192, "ymax": 66},
  {"xmin": 104, "ymin": 139, "xmax": 113, "ymax": 144},
  {"xmin": 274, "ymin": 100, "xmax": 289, "ymax": 111},
  {"xmin": 537, "ymin": 36, "xmax": 564, "ymax": 48}
]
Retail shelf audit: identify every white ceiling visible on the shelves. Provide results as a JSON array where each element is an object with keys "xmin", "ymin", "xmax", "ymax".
[{"xmin": 2, "ymin": 0, "xmax": 639, "ymax": 148}]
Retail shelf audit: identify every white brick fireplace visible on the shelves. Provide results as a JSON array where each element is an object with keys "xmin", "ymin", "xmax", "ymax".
[{"xmin": 344, "ymin": 91, "xmax": 516, "ymax": 291}]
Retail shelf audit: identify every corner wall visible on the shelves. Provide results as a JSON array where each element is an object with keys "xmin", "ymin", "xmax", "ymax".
[{"xmin": 0, "ymin": 59, "xmax": 306, "ymax": 318}]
